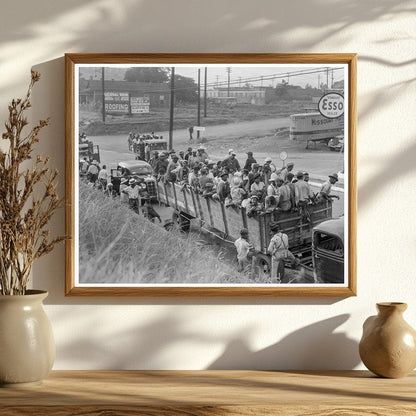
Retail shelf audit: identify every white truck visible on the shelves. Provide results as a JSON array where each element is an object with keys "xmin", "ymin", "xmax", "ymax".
[{"xmin": 289, "ymin": 112, "xmax": 344, "ymax": 149}]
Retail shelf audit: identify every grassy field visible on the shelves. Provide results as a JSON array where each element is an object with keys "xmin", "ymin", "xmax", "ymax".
[
  {"xmin": 78, "ymin": 182, "xmax": 255, "ymax": 284},
  {"xmin": 80, "ymin": 101, "xmax": 308, "ymax": 136}
]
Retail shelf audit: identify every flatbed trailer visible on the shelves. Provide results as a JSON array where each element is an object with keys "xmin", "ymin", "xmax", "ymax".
[{"xmin": 157, "ymin": 182, "xmax": 332, "ymax": 274}]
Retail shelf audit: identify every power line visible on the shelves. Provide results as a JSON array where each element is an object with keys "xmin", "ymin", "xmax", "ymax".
[{"xmin": 83, "ymin": 67, "xmax": 344, "ymax": 95}]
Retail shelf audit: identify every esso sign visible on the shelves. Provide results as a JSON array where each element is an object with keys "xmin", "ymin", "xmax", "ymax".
[{"xmin": 318, "ymin": 93, "xmax": 344, "ymax": 119}]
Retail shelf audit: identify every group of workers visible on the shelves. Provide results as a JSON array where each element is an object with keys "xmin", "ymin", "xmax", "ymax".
[
  {"xmin": 148, "ymin": 147, "xmax": 340, "ymax": 217},
  {"xmin": 234, "ymin": 223, "xmax": 297, "ymax": 283},
  {"xmin": 127, "ymin": 131, "xmax": 163, "ymax": 161}
]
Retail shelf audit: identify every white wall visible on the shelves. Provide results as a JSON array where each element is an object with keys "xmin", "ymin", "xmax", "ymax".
[{"xmin": 1, "ymin": 0, "xmax": 415, "ymax": 370}]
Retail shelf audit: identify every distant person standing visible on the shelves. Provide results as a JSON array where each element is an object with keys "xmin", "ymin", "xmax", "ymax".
[{"xmin": 188, "ymin": 126, "xmax": 194, "ymax": 141}]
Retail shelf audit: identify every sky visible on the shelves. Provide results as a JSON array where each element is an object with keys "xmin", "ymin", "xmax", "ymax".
[{"xmin": 79, "ymin": 64, "xmax": 345, "ymax": 89}]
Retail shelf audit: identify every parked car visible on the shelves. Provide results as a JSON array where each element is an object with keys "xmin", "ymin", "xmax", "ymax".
[
  {"xmin": 111, "ymin": 160, "xmax": 157, "ymax": 199},
  {"xmin": 328, "ymin": 135, "xmax": 344, "ymax": 152}
]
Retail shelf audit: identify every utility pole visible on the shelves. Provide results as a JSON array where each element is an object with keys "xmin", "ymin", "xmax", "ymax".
[
  {"xmin": 216, "ymin": 75, "xmax": 219, "ymax": 87},
  {"xmin": 169, "ymin": 67, "xmax": 175, "ymax": 151},
  {"xmin": 101, "ymin": 67, "xmax": 105, "ymax": 123},
  {"xmin": 227, "ymin": 67, "xmax": 231, "ymax": 97},
  {"xmin": 204, "ymin": 67, "xmax": 207, "ymax": 118},
  {"xmin": 197, "ymin": 68, "xmax": 201, "ymax": 140},
  {"xmin": 331, "ymin": 69, "xmax": 334, "ymax": 88},
  {"xmin": 326, "ymin": 67, "xmax": 329, "ymax": 90}
]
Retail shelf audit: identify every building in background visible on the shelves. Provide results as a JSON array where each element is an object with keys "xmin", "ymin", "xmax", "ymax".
[
  {"xmin": 79, "ymin": 79, "xmax": 170, "ymax": 114},
  {"xmin": 202, "ymin": 86, "xmax": 275, "ymax": 105}
]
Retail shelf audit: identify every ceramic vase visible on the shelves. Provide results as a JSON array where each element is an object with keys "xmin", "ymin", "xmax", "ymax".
[
  {"xmin": 0, "ymin": 290, "xmax": 55, "ymax": 387},
  {"xmin": 359, "ymin": 302, "xmax": 416, "ymax": 378}
]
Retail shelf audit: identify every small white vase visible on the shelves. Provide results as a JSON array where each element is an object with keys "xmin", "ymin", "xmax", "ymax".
[{"xmin": 0, "ymin": 290, "xmax": 55, "ymax": 387}]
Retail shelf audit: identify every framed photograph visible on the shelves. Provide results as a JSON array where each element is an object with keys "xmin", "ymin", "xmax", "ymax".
[{"xmin": 65, "ymin": 53, "xmax": 356, "ymax": 296}]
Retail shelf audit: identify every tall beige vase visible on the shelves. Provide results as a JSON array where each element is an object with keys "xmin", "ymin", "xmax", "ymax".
[
  {"xmin": 359, "ymin": 302, "xmax": 416, "ymax": 378},
  {"xmin": 0, "ymin": 290, "xmax": 55, "ymax": 387}
]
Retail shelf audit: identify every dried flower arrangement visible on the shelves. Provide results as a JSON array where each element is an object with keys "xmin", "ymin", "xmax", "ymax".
[{"xmin": 0, "ymin": 71, "xmax": 65, "ymax": 295}]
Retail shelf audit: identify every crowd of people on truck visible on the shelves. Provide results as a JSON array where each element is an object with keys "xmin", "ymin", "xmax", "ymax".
[
  {"xmin": 80, "ymin": 140, "xmax": 340, "ymax": 221},
  {"xmin": 139, "ymin": 145, "xmax": 340, "ymax": 217}
]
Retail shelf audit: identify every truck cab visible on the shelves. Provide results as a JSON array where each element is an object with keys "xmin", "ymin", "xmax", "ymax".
[
  {"xmin": 79, "ymin": 141, "xmax": 100, "ymax": 163},
  {"xmin": 312, "ymin": 217, "xmax": 344, "ymax": 283}
]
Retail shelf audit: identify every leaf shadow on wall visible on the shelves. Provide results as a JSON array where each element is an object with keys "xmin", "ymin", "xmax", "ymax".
[
  {"xmin": 52, "ymin": 308, "xmax": 359, "ymax": 371},
  {"xmin": 207, "ymin": 314, "xmax": 360, "ymax": 370}
]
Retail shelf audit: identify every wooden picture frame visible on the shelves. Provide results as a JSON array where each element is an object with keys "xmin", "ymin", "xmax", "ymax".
[{"xmin": 65, "ymin": 53, "xmax": 356, "ymax": 297}]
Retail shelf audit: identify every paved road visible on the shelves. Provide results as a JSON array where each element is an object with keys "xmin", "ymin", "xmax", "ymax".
[{"xmin": 89, "ymin": 117, "xmax": 344, "ymax": 218}]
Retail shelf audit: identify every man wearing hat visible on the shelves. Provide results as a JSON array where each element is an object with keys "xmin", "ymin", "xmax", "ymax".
[
  {"xmin": 188, "ymin": 149, "xmax": 199, "ymax": 169},
  {"xmin": 202, "ymin": 182, "xmax": 216, "ymax": 198},
  {"xmin": 154, "ymin": 152, "xmax": 169, "ymax": 176},
  {"xmin": 294, "ymin": 171, "xmax": 312, "ymax": 207},
  {"xmin": 122, "ymin": 178, "xmax": 141, "ymax": 213},
  {"xmin": 278, "ymin": 162, "xmax": 294, "ymax": 182},
  {"xmin": 166, "ymin": 154, "xmax": 180, "ymax": 182},
  {"xmin": 319, "ymin": 173, "xmax": 340, "ymax": 201},
  {"xmin": 244, "ymin": 151, "xmax": 257, "ymax": 171},
  {"xmin": 267, "ymin": 173, "xmax": 281, "ymax": 199},
  {"xmin": 250, "ymin": 173, "xmax": 265, "ymax": 195},
  {"xmin": 98, "ymin": 164, "xmax": 108, "ymax": 191},
  {"xmin": 199, "ymin": 167, "xmax": 214, "ymax": 192},
  {"xmin": 197, "ymin": 145, "xmax": 208, "ymax": 164},
  {"xmin": 234, "ymin": 228, "xmax": 255, "ymax": 274},
  {"xmin": 242, "ymin": 194, "xmax": 260, "ymax": 217},
  {"xmin": 86, "ymin": 160, "xmax": 99, "ymax": 185},
  {"xmin": 248, "ymin": 163, "xmax": 261, "ymax": 187},
  {"xmin": 188, "ymin": 165, "xmax": 200, "ymax": 190},
  {"xmin": 217, "ymin": 170, "xmax": 231, "ymax": 202},
  {"xmin": 230, "ymin": 180, "xmax": 247, "ymax": 207},
  {"xmin": 184, "ymin": 147, "xmax": 193, "ymax": 162},
  {"xmin": 221, "ymin": 151, "xmax": 240, "ymax": 174},
  {"xmin": 176, "ymin": 159, "xmax": 189, "ymax": 182},
  {"xmin": 149, "ymin": 150, "xmax": 159, "ymax": 171},
  {"xmin": 119, "ymin": 177, "xmax": 129, "ymax": 204},
  {"xmin": 264, "ymin": 156, "xmax": 276, "ymax": 173},
  {"xmin": 268, "ymin": 223, "xmax": 297, "ymax": 283}
]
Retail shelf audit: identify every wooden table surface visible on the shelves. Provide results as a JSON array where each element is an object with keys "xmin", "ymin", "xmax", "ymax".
[{"xmin": 1, "ymin": 370, "xmax": 415, "ymax": 415}]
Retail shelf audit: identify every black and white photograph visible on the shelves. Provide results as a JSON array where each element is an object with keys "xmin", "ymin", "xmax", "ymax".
[{"xmin": 66, "ymin": 55, "xmax": 356, "ymax": 295}]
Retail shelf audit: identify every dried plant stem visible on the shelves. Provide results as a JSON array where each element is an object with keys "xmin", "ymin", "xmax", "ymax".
[{"xmin": 0, "ymin": 71, "xmax": 65, "ymax": 295}]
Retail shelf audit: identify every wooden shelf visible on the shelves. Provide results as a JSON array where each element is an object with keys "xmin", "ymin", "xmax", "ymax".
[{"xmin": 1, "ymin": 370, "xmax": 415, "ymax": 415}]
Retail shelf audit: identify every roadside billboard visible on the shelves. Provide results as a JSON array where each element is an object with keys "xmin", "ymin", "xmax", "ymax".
[
  {"xmin": 104, "ymin": 92, "xmax": 129, "ymax": 114},
  {"xmin": 131, "ymin": 96, "xmax": 150, "ymax": 114}
]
